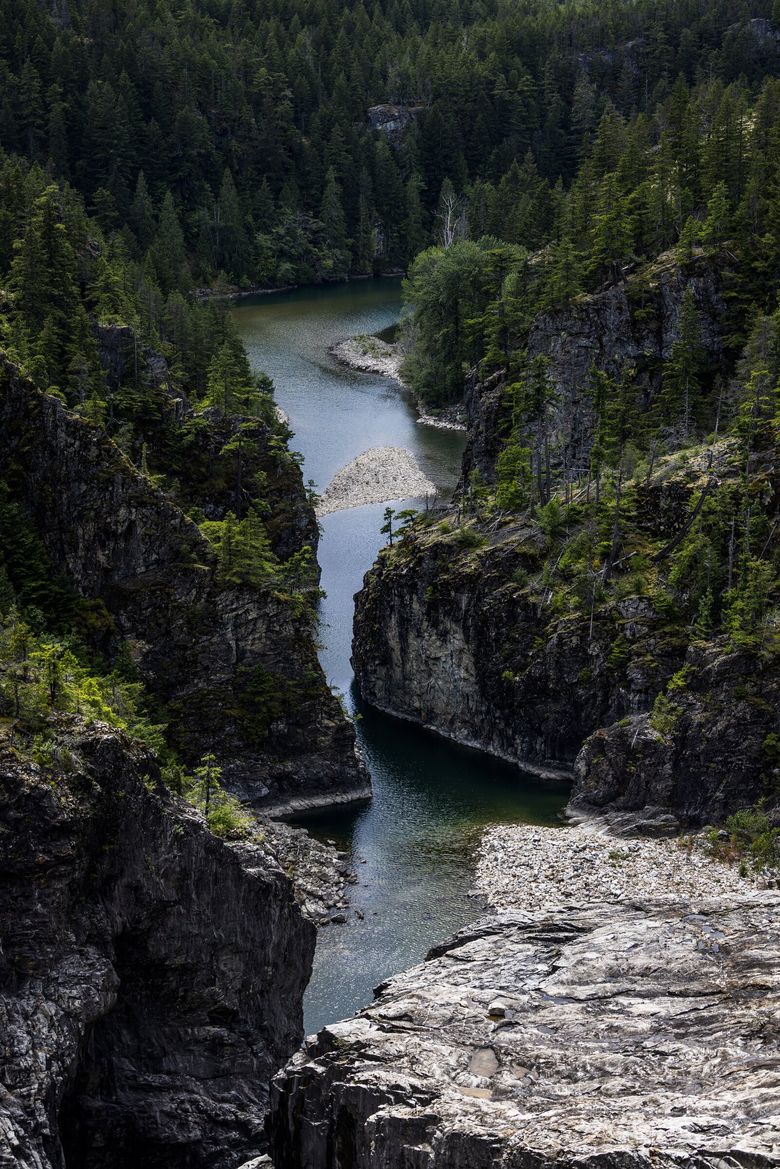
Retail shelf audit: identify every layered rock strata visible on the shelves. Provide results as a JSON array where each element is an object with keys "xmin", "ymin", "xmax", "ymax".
[{"xmin": 268, "ymin": 892, "xmax": 780, "ymax": 1168}]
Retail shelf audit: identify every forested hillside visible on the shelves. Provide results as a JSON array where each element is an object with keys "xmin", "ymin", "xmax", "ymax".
[
  {"xmin": 0, "ymin": 0, "xmax": 778, "ymax": 797},
  {"xmin": 394, "ymin": 62, "xmax": 780, "ymax": 675},
  {"xmin": 351, "ymin": 3, "xmax": 780, "ymax": 843},
  {"xmin": 3, "ymin": 0, "xmax": 780, "ymax": 291},
  {"xmin": 2, "ymin": 2, "xmax": 780, "ymax": 1166}
]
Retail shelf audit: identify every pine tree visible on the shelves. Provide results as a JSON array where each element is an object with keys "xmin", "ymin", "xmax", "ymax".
[
  {"xmin": 9, "ymin": 184, "xmax": 81, "ymax": 381},
  {"xmin": 701, "ymin": 181, "xmax": 732, "ymax": 248},
  {"xmin": 320, "ymin": 166, "xmax": 349, "ymax": 274},
  {"xmin": 219, "ymin": 170, "xmax": 247, "ymax": 277},
  {"xmin": 129, "ymin": 172, "xmax": 156, "ymax": 251},
  {"xmin": 153, "ymin": 190, "xmax": 189, "ymax": 294},
  {"xmin": 542, "ymin": 237, "xmax": 582, "ymax": 308},
  {"xmin": 353, "ymin": 167, "xmax": 375, "ymax": 275},
  {"xmin": 402, "ymin": 173, "xmax": 426, "ymax": 265},
  {"xmin": 587, "ymin": 172, "xmax": 635, "ymax": 283},
  {"xmin": 659, "ymin": 288, "xmax": 707, "ymax": 436}
]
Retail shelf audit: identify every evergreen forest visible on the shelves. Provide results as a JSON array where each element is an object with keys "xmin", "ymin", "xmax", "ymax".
[{"xmin": 0, "ymin": 0, "xmax": 778, "ymax": 799}]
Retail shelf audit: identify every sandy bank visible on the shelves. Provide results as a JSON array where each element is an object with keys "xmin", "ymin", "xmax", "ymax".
[
  {"xmin": 476, "ymin": 822, "xmax": 768, "ymax": 913},
  {"xmin": 316, "ymin": 446, "xmax": 437, "ymax": 518}
]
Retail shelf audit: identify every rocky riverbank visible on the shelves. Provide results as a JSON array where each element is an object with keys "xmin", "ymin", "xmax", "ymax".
[
  {"xmin": 476, "ymin": 822, "xmax": 774, "ymax": 913},
  {"xmin": 330, "ymin": 335, "xmax": 467, "ymax": 431},
  {"xmin": 268, "ymin": 883, "xmax": 780, "ymax": 1167},
  {"xmin": 316, "ymin": 446, "xmax": 438, "ymax": 516},
  {"xmin": 262, "ymin": 819, "xmax": 353, "ymax": 925}
]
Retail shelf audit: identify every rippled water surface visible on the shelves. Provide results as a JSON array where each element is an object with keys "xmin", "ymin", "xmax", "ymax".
[{"xmin": 233, "ymin": 282, "xmax": 569, "ymax": 1033}]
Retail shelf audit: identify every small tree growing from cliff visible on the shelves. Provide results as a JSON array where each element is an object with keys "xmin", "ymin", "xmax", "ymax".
[
  {"xmin": 193, "ymin": 752, "xmax": 218, "ymax": 820},
  {"xmin": 187, "ymin": 753, "xmax": 253, "ymax": 838},
  {"xmin": 381, "ymin": 507, "xmax": 396, "ymax": 546}
]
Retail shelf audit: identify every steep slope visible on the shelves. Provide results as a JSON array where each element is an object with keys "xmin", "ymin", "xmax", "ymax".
[
  {"xmin": 463, "ymin": 252, "xmax": 726, "ymax": 486},
  {"xmin": 353, "ymin": 253, "xmax": 779, "ymax": 828},
  {"xmin": 572, "ymin": 640, "xmax": 780, "ymax": 826},
  {"xmin": 0, "ymin": 718, "xmax": 313, "ymax": 1169},
  {"xmin": 94, "ymin": 324, "xmax": 319, "ymax": 562},
  {"xmin": 353, "ymin": 514, "xmax": 678, "ymax": 781},
  {"xmin": 0, "ymin": 359, "xmax": 368, "ymax": 812}
]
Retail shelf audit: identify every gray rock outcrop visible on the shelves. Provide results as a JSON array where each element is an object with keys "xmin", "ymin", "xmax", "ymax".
[
  {"xmin": 572, "ymin": 641, "xmax": 780, "ymax": 829},
  {"xmin": 0, "ymin": 359, "xmax": 369, "ymax": 811},
  {"xmin": 464, "ymin": 251, "xmax": 725, "ymax": 486},
  {"xmin": 268, "ymin": 894, "xmax": 780, "ymax": 1168},
  {"xmin": 367, "ymin": 104, "xmax": 424, "ymax": 147},
  {"xmin": 353, "ymin": 520, "xmax": 678, "ymax": 781},
  {"xmin": 353, "ymin": 249, "xmax": 778, "ymax": 828},
  {"xmin": 0, "ymin": 719, "xmax": 314, "ymax": 1169}
]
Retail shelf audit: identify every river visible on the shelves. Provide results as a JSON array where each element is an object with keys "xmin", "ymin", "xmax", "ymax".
[{"xmin": 233, "ymin": 280, "xmax": 569, "ymax": 1034}]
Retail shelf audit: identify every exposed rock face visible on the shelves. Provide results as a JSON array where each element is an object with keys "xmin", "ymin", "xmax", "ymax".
[
  {"xmin": 0, "ymin": 719, "xmax": 314, "ymax": 1169},
  {"xmin": 0, "ymin": 359, "xmax": 369, "ymax": 812},
  {"xmin": 367, "ymin": 104, "xmax": 424, "ymax": 147},
  {"xmin": 354, "ymin": 248, "xmax": 777, "ymax": 828},
  {"xmin": 268, "ymin": 894, "xmax": 780, "ymax": 1168},
  {"xmin": 353, "ymin": 523, "xmax": 679, "ymax": 779},
  {"xmin": 572, "ymin": 641, "xmax": 780, "ymax": 829},
  {"xmin": 94, "ymin": 324, "xmax": 319, "ymax": 562},
  {"xmin": 464, "ymin": 253, "xmax": 725, "ymax": 485},
  {"xmin": 352, "ymin": 452, "xmax": 776, "ymax": 826},
  {"xmin": 262, "ymin": 820, "xmax": 354, "ymax": 925}
]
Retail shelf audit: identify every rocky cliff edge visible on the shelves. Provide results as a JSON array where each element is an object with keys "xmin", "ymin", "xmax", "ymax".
[{"xmin": 0, "ymin": 717, "xmax": 314, "ymax": 1169}]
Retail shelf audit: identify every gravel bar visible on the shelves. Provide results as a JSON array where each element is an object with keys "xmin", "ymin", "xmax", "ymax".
[{"xmin": 316, "ymin": 445, "xmax": 437, "ymax": 517}]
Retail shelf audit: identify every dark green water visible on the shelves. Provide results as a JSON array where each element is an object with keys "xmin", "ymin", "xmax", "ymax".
[{"xmin": 233, "ymin": 281, "xmax": 569, "ymax": 1034}]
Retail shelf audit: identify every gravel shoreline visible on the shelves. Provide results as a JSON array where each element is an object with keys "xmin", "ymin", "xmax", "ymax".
[
  {"xmin": 476, "ymin": 822, "xmax": 767, "ymax": 913},
  {"xmin": 330, "ymin": 335, "xmax": 467, "ymax": 432},
  {"xmin": 316, "ymin": 446, "xmax": 438, "ymax": 517}
]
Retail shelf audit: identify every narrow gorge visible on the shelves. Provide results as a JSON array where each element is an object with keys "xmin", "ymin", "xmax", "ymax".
[{"xmin": 2, "ymin": 2, "xmax": 780, "ymax": 1167}]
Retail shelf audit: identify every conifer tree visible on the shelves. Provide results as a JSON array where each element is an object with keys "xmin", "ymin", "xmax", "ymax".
[
  {"xmin": 153, "ymin": 191, "xmax": 188, "ymax": 294},
  {"xmin": 659, "ymin": 288, "xmax": 706, "ymax": 435},
  {"xmin": 320, "ymin": 166, "xmax": 349, "ymax": 273},
  {"xmin": 129, "ymin": 172, "xmax": 155, "ymax": 252}
]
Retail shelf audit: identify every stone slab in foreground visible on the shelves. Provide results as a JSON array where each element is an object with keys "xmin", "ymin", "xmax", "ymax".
[{"xmin": 268, "ymin": 894, "xmax": 780, "ymax": 1168}]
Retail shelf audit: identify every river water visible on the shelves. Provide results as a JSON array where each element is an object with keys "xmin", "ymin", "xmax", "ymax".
[{"xmin": 233, "ymin": 280, "xmax": 568, "ymax": 1033}]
